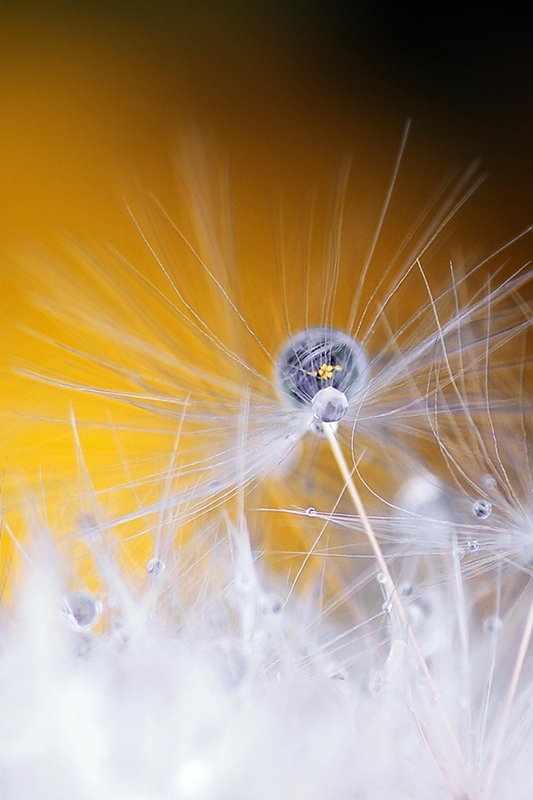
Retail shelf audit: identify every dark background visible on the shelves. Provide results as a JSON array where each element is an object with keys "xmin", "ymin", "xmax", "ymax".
[{"xmin": 1, "ymin": 0, "xmax": 532, "ymax": 252}]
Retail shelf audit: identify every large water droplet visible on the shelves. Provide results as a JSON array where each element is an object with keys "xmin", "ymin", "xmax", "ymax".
[{"xmin": 276, "ymin": 326, "xmax": 369, "ymax": 412}]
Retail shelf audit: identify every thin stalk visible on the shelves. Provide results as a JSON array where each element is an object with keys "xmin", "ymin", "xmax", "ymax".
[{"xmin": 323, "ymin": 422, "xmax": 477, "ymax": 799}]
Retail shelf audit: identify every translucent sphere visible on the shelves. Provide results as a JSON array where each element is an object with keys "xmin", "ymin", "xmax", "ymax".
[
  {"xmin": 276, "ymin": 326, "xmax": 369, "ymax": 412},
  {"xmin": 62, "ymin": 591, "xmax": 102, "ymax": 630},
  {"xmin": 311, "ymin": 386, "xmax": 349, "ymax": 422},
  {"xmin": 146, "ymin": 557, "xmax": 166, "ymax": 576},
  {"xmin": 473, "ymin": 499, "xmax": 492, "ymax": 519}
]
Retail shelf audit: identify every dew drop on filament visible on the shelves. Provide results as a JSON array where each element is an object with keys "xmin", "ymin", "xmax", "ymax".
[
  {"xmin": 311, "ymin": 386, "xmax": 349, "ymax": 422},
  {"xmin": 147, "ymin": 557, "xmax": 166, "ymax": 576},
  {"xmin": 473, "ymin": 499, "xmax": 492, "ymax": 519},
  {"xmin": 62, "ymin": 591, "xmax": 102, "ymax": 630}
]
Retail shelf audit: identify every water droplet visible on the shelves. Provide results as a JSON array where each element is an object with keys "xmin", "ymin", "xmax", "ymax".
[
  {"xmin": 382, "ymin": 600, "xmax": 393, "ymax": 614},
  {"xmin": 311, "ymin": 386, "xmax": 349, "ymax": 422},
  {"xmin": 309, "ymin": 418, "xmax": 326, "ymax": 436},
  {"xmin": 483, "ymin": 616, "xmax": 502, "ymax": 634},
  {"xmin": 276, "ymin": 326, "xmax": 369, "ymax": 412},
  {"xmin": 306, "ymin": 506, "xmax": 316, "ymax": 516},
  {"xmin": 377, "ymin": 572, "xmax": 387, "ymax": 584},
  {"xmin": 467, "ymin": 540, "xmax": 480, "ymax": 552},
  {"xmin": 147, "ymin": 557, "xmax": 166, "ymax": 576},
  {"xmin": 473, "ymin": 499, "xmax": 492, "ymax": 519},
  {"xmin": 482, "ymin": 474, "xmax": 497, "ymax": 489},
  {"xmin": 62, "ymin": 591, "xmax": 102, "ymax": 630}
]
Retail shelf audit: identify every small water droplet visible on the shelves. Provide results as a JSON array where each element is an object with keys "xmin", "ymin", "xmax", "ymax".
[
  {"xmin": 147, "ymin": 557, "xmax": 166, "ymax": 576},
  {"xmin": 309, "ymin": 418, "xmax": 332, "ymax": 436},
  {"xmin": 311, "ymin": 387, "xmax": 349, "ymax": 423},
  {"xmin": 306, "ymin": 506, "xmax": 316, "ymax": 516},
  {"xmin": 382, "ymin": 600, "xmax": 393, "ymax": 614},
  {"xmin": 377, "ymin": 572, "xmax": 387, "ymax": 584},
  {"xmin": 62, "ymin": 591, "xmax": 102, "ymax": 630},
  {"xmin": 467, "ymin": 540, "xmax": 480, "ymax": 552},
  {"xmin": 473, "ymin": 499, "xmax": 492, "ymax": 519}
]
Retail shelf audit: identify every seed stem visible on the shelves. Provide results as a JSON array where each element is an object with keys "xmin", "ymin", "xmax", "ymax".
[{"xmin": 323, "ymin": 422, "xmax": 477, "ymax": 799}]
